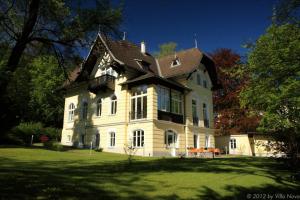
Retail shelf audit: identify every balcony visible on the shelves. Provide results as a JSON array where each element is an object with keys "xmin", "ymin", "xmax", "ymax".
[
  {"xmin": 158, "ymin": 110, "xmax": 184, "ymax": 124},
  {"xmin": 88, "ymin": 75, "xmax": 115, "ymax": 94},
  {"xmin": 130, "ymin": 111, "xmax": 147, "ymax": 121},
  {"xmin": 193, "ymin": 116, "xmax": 199, "ymax": 126},
  {"xmin": 204, "ymin": 119, "xmax": 210, "ymax": 128}
]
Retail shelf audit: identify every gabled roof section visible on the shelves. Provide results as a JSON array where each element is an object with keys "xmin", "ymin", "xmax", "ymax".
[
  {"xmin": 157, "ymin": 48, "xmax": 220, "ymax": 90},
  {"xmin": 157, "ymin": 48, "xmax": 203, "ymax": 78},
  {"xmin": 77, "ymin": 33, "xmax": 159, "ymax": 79}
]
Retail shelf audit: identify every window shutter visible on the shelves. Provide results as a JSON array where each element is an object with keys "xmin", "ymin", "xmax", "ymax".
[{"xmin": 164, "ymin": 132, "xmax": 167, "ymax": 144}]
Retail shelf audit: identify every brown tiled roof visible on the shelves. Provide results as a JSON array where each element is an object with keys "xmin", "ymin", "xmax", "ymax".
[
  {"xmin": 158, "ymin": 48, "xmax": 220, "ymax": 90},
  {"xmin": 104, "ymin": 38, "xmax": 159, "ymax": 75},
  {"xmin": 121, "ymin": 72, "xmax": 191, "ymax": 92},
  {"xmin": 60, "ymin": 34, "xmax": 220, "ymax": 90},
  {"xmin": 158, "ymin": 48, "xmax": 203, "ymax": 78}
]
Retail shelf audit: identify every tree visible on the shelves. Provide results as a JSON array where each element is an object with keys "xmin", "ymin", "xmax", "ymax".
[
  {"xmin": 5, "ymin": 55, "xmax": 65, "ymax": 128},
  {"xmin": 154, "ymin": 42, "xmax": 177, "ymax": 58},
  {"xmin": 240, "ymin": 24, "xmax": 300, "ymax": 166},
  {"xmin": 28, "ymin": 55, "xmax": 65, "ymax": 127},
  {"xmin": 0, "ymin": 0, "xmax": 122, "ymax": 131},
  {"xmin": 274, "ymin": 0, "xmax": 300, "ymax": 24},
  {"xmin": 211, "ymin": 48, "xmax": 260, "ymax": 135}
]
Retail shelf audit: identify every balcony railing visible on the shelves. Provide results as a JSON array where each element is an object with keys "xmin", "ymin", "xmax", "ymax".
[
  {"xmin": 204, "ymin": 119, "xmax": 210, "ymax": 128},
  {"xmin": 193, "ymin": 116, "xmax": 199, "ymax": 126},
  {"xmin": 88, "ymin": 74, "xmax": 115, "ymax": 94},
  {"xmin": 158, "ymin": 110, "xmax": 184, "ymax": 124},
  {"xmin": 130, "ymin": 111, "xmax": 147, "ymax": 120}
]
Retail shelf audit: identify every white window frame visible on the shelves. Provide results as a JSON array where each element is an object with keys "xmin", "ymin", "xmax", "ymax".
[
  {"xmin": 157, "ymin": 86, "xmax": 170, "ymax": 112},
  {"xmin": 230, "ymin": 138, "xmax": 237, "ymax": 149},
  {"xmin": 205, "ymin": 134, "xmax": 210, "ymax": 148},
  {"xmin": 96, "ymin": 98, "xmax": 102, "ymax": 117},
  {"xmin": 165, "ymin": 130, "xmax": 178, "ymax": 148},
  {"xmin": 171, "ymin": 59, "xmax": 181, "ymax": 67},
  {"xmin": 109, "ymin": 132, "xmax": 116, "ymax": 147},
  {"xmin": 110, "ymin": 95, "xmax": 117, "ymax": 115},
  {"xmin": 68, "ymin": 103, "xmax": 75, "ymax": 122},
  {"xmin": 132, "ymin": 130, "xmax": 144, "ymax": 148},
  {"xmin": 171, "ymin": 90, "xmax": 183, "ymax": 115},
  {"xmin": 131, "ymin": 86, "xmax": 147, "ymax": 120}
]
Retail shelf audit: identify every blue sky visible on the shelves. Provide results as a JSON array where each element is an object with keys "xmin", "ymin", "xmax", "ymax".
[{"xmin": 119, "ymin": 0, "xmax": 277, "ymax": 56}]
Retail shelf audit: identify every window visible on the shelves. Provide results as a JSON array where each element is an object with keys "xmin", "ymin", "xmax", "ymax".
[
  {"xmin": 171, "ymin": 59, "xmax": 180, "ymax": 67},
  {"xmin": 68, "ymin": 103, "xmax": 75, "ymax": 122},
  {"xmin": 230, "ymin": 138, "xmax": 237, "ymax": 149},
  {"xmin": 171, "ymin": 90, "xmax": 183, "ymax": 114},
  {"xmin": 67, "ymin": 135, "xmax": 71, "ymax": 142},
  {"xmin": 131, "ymin": 86, "xmax": 147, "ymax": 120},
  {"xmin": 192, "ymin": 99, "xmax": 198, "ymax": 126},
  {"xmin": 157, "ymin": 86, "xmax": 170, "ymax": 112},
  {"xmin": 197, "ymin": 74, "xmax": 202, "ymax": 85},
  {"xmin": 205, "ymin": 135, "xmax": 210, "ymax": 148},
  {"xmin": 193, "ymin": 134, "xmax": 198, "ymax": 148},
  {"xmin": 109, "ymin": 132, "xmax": 115, "ymax": 147},
  {"xmin": 164, "ymin": 130, "xmax": 178, "ymax": 148},
  {"xmin": 80, "ymin": 134, "xmax": 85, "ymax": 145},
  {"xmin": 110, "ymin": 95, "xmax": 117, "ymax": 114},
  {"xmin": 133, "ymin": 130, "xmax": 144, "ymax": 147},
  {"xmin": 203, "ymin": 79, "xmax": 207, "ymax": 88},
  {"xmin": 203, "ymin": 103, "xmax": 209, "ymax": 128},
  {"xmin": 96, "ymin": 99, "xmax": 102, "ymax": 117},
  {"xmin": 81, "ymin": 102, "xmax": 88, "ymax": 120}
]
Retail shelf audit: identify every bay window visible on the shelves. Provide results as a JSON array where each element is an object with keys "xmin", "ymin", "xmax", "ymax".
[
  {"xmin": 171, "ymin": 90, "xmax": 183, "ymax": 114},
  {"xmin": 157, "ymin": 86, "xmax": 170, "ymax": 112}
]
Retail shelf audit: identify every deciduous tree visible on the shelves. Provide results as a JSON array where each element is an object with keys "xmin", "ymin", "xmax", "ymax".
[
  {"xmin": 211, "ymin": 48, "xmax": 260, "ymax": 135},
  {"xmin": 240, "ymin": 24, "xmax": 300, "ymax": 166}
]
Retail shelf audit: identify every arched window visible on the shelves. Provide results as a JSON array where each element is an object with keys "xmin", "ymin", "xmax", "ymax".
[
  {"xmin": 205, "ymin": 134, "xmax": 211, "ymax": 148},
  {"xmin": 82, "ymin": 101, "xmax": 88, "ymax": 120},
  {"xmin": 109, "ymin": 132, "xmax": 115, "ymax": 147},
  {"xmin": 164, "ymin": 130, "xmax": 178, "ymax": 148},
  {"xmin": 68, "ymin": 103, "xmax": 75, "ymax": 122},
  {"xmin": 132, "ymin": 130, "xmax": 144, "ymax": 147},
  {"xmin": 96, "ymin": 99, "xmax": 102, "ymax": 116},
  {"xmin": 111, "ymin": 95, "xmax": 117, "ymax": 114}
]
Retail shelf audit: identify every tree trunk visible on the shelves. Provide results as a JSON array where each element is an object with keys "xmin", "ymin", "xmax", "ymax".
[
  {"xmin": 0, "ymin": 0, "xmax": 40, "ymax": 132},
  {"xmin": 6, "ymin": 0, "xmax": 40, "ymax": 73}
]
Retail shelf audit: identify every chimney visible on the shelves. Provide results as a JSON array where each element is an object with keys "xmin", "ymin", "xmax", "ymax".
[{"xmin": 141, "ymin": 41, "xmax": 146, "ymax": 53}]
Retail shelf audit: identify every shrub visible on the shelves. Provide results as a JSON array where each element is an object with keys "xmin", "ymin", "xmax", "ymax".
[
  {"xmin": 95, "ymin": 147, "xmax": 103, "ymax": 152},
  {"xmin": 43, "ymin": 141, "xmax": 64, "ymax": 151},
  {"xmin": 44, "ymin": 127, "xmax": 61, "ymax": 141},
  {"xmin": 5, "ymin": 122, "xmax": 62, "ymax": 145},
  {"xmin": 10, "ymin": 122, "xmax": 43, "ymax": 145}
]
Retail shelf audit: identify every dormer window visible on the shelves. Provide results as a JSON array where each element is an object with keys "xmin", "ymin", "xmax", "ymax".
[{"xmin": 171, "ymin": 58, "xmax": 180, "ymax": 67}]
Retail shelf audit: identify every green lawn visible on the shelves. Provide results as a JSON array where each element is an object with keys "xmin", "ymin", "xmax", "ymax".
[{"xmin": 0, "ymin": 147, "xmax": 299, "ymax": 200}]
